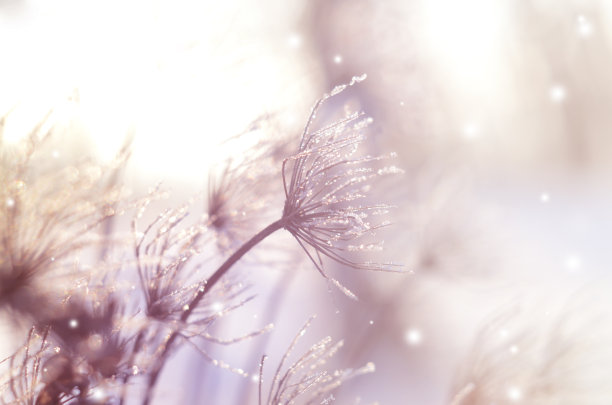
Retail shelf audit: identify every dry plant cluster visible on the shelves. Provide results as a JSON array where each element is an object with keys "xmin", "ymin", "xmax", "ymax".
[
  {"xmin": 0, "ymin": 78, "xmax": 401, "ymax": 405},
  {"xmin": 4, "ymin": 1, "xmax": 612, "ymax": 404}
]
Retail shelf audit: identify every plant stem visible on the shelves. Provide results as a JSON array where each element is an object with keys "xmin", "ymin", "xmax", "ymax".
[
  {"xmin": 142, "ymin": 218, "xmax": 285, "ymax": 405},
  {"xmin": 119, "ymin": 329, "xmax": 146, "ymax": 405},
  {"xmin": 236, "ymin": 271, "xmax": 294, "ymax": 404}
]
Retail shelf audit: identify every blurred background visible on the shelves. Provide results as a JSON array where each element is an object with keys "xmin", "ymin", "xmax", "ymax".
[{"xmin": 2, "ymin": 0, "xmax": 612, "ymax": 403}]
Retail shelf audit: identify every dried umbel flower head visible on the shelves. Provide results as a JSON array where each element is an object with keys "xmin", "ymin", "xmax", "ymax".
[
  {"xmin": 35, "ymin": 353, "xmax": 91, "ymax": 405},
  {"xmin": 174, "ymin": 75, "xmax": 402, "ymax": 321},
  {"xmin": 207, "ymin": 119, "xmax": 288, "ymax": 250},
  {"xmin": 133, "ymin": 193, "xmax": 258, "ymax": 328},
  {"xmin": 403, "ymin": 187, "xmax": 495, "ymax": 280},
  {"xmin": 1, "ymin": 329, "xmax": 116, "ymax": 405},
  {"xmin": 42, "ymin": 293, "xmax": 128, "ymax": 379},
  {"xmin": 450, "ymin": 295, "xmax": 612, "ymax": 405},
  {"xmin": 130, "ymin": 194, "xmax": 271, "ymax": 389},
  {"xmin": 0, "ymin": 328, "xmax": 46, "ymax": 405},
  {"xmin": 0, "ymin": 109, "xmax": 129, "ymax": 319},
  {"xmin": 280, "ymin": 75, "xmax": 402, "ymax": 297},
  {"xmin": 132, "ymin": 193, "xmax": 209, "ymax": 322},
  {"xmin": 260, "ymin": 316, "xmax": 375, "ymax": 405}
]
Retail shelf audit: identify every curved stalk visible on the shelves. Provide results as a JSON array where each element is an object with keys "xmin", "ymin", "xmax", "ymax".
[{"xmin": 142, "ymin": 218, "xmax": 285, "ymax": 405}]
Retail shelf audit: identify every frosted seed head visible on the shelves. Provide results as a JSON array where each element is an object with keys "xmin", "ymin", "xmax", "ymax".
[{"xmin": 280, "ymin": 82, "xmax": 402, "ymax": 296}]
